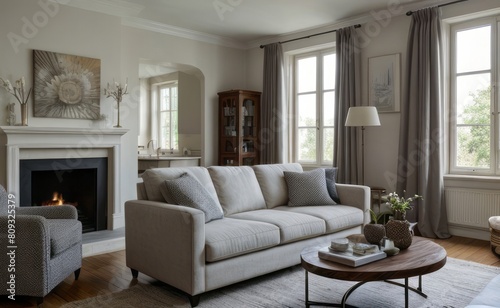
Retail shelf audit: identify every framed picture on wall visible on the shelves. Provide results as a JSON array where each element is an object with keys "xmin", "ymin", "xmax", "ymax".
[
  {"xmin": 33, "ymin": 49, "xmax": 101, "ymax": 119},
  {"xmin": 368, "ymin": 53, "xmax": 400, "ymax": 113}
]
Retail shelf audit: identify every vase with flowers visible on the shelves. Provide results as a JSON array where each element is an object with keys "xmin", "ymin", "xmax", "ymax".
[
  {"xmin": 0, "ymin": 77, "xmax": 32, "ymax": 126},
  {"xmin": 385, "ymin": 191, "xmax": 423, "ymax": 250},
  {"xmin": 104, "ymin": 79, "xmax": 128, "ymax": 128}
]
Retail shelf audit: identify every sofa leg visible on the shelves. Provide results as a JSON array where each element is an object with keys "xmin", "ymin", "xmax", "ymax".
[
  {"xmin": 36, "ymin": 297, "xmax": 44, "ymax": 307},
  {"xmin": 189, "ymin": 294, "xmax": 200, "ymax": 307},
  {"xmin": 74, "ymin": 268, "xmax": 81, "ymax": 280},
  {"xmin": 130, "ymin": 268, "xmax": 139, "ymax": 278}
]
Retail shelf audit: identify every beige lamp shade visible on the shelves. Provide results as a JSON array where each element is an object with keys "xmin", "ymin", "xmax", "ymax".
[{"xmin": 345, "ymin": 106, "xmax": 381, "ymax": 127}]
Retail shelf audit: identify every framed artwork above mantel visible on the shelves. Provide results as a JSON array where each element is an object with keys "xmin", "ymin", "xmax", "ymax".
[
  {"xmin": 33, "ymin": 49, "xmax": 101, "ymax": 120},
  {"xmin": 368, "ymin": 53, "xmax": 400, "ymax": 113}
]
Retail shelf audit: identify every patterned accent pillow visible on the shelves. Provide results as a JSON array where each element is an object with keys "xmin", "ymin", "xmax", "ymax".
[
  {"xmin": 160, "ymin": 173, "xmax": 224, "ymax": 223},
  {"xmin": 284, "ymin": 168, "xmax": 337, "ymax": 206},
  {"xmin": 324, "ymin": 168, "xmax": 340, "ymax": 204}
]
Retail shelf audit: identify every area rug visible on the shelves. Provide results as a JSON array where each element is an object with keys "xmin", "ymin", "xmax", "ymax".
[{"xmin": 62, "ymin": 257, "xmax": 500, "ymax": 308}]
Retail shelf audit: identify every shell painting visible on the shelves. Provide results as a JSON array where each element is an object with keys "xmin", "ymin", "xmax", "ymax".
[{"xmin": 33, "ymin": 49, "xmax": 100, "ymax": 119}]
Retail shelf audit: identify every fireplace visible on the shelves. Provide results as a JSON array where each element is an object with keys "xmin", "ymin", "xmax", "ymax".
[{"xmin": 19, "ymin": 158, "xmax": 108, "ymax": 233}]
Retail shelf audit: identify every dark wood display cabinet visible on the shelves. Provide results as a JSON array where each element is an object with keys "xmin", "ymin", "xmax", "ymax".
[{"xmin": 218, "ymin": 89, "xmax": 261, "ymax": 166}]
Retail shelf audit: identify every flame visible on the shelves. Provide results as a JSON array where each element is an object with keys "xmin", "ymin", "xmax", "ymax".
[{"xmin": 42, "ymin": 192, "xmax": 64, "ymax": 206}]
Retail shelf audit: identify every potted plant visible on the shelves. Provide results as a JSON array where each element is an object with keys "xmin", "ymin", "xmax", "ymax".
[
  {"xmin": 386, "ymin": 191, "xmax": 423, "ymax": 220},
  {"xmin": 363, "ymin": 209, "xmax": 391, "ymax": 245},
  {"xmin": 385, "ymin": 191, "xmax": 423, "ymax": 250}
]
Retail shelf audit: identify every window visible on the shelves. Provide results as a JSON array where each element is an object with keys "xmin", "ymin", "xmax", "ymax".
[
  {"xmin": 293, "ymin": 49, "xmax": 336, "ymax": 166},
  {"xmin": 157, "ymin": 83, "xmax": 178, "ymax": 151},
  {"xmin": 450, "ymin": 17, "xmax": 498, "ymax": 174}
]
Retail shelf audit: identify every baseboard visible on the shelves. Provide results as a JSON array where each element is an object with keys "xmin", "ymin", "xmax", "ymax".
[
  {"xmin": 82, "ymin": 237, "xmax": 125, "ymax": 257},
  {"xmin": 112, "ymin": 213, "xmax": 125, "ymax": 229},
  {"xmin": 448, "ymin": 224, "xmax": 490, "ymax": 241}
]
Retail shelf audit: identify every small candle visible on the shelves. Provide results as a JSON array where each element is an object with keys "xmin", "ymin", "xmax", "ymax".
[{"xmin": 385, "ymin": 239, "xmax": 394, "ymax": 249}]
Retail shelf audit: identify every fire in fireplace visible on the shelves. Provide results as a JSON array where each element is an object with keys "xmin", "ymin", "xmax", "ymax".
[
  {"xmin": 19, "ymin": 158, "xmax": 108, "ymax": 233},
  {"xmin": 41, "ymin": 192, "xmax": 78, "ymax": 206}
]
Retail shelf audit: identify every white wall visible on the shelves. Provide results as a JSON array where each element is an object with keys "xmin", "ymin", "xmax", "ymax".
[
  {"xmin": 0, "ymin": 1, "xmax": 247, "ymax": 204},
  {"xmin": 245, "ymin": 0, "xmax": 500, "ymax": 191}
]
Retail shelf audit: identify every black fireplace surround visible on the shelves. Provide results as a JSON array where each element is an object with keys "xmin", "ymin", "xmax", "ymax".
[{"xmin": 19, "ymin": 158, "xmax": 108, "ymax": 233}]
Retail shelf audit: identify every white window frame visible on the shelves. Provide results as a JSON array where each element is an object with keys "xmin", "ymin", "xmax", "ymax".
[
  {"xmin": 292, "ymin": 48, "xmax": 335, "ymax": 167},
  {"xmin": 449, "ymin": 17, "xmax": 499, "ymax": 175},
  {"xmin": 155, "ymin": 82, "xmax": 178, "ymax": 152}
]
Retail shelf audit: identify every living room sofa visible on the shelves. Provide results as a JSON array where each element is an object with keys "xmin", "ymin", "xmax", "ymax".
[{"xmin": 125, "ymin": 163, "xmax": 370, "ymax": 306}]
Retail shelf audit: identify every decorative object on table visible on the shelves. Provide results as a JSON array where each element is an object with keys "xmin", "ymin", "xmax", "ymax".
[
  {"xmin": 0, "ymin": 76, "xmax": 32, "ymax": 126},
  {"xmin": 386, "ymin": 191, "xmax": 423, "ymax": 221},
  {"xmin": 104, "ymin": 78, "xmax": 128, "ymax": 128},
  {"xmin": 368, "ymin": 53, "xmax": 400, "ymax": 113},
  {"xmin": 330, "ymin": 238, "xmax": 350, "ymax": 252},
  {"xmin": 344, "ymin": 106, "xmax": 381, "ymax": 184},
  {"xmin": 385, "ymin": 191, "xmax": 423, "ymax": 250},
  {"xmin": 379, "ymin": 237, "xmax": 400, "ymax": 256},
  {"xmin": 319, "ymin": 243, "xmax": 386, "ymax": 267},
  {"xmin": 33, "ymin": 49, "xmax": 101, "ymax": 119},
  {"xmin": 363, "ymin": 209, "xmax": 390, "ymax": 245}
]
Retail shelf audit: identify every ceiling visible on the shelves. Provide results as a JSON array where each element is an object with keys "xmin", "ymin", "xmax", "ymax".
[{"xmin": 64, "ymin": 0, "xmax": 448, "ymax": 47}]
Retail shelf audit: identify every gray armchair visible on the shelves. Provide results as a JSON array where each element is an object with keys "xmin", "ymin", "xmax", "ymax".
[{"xmin": 0, "ymin": 184, "xmax": 82, "ymax": 306}]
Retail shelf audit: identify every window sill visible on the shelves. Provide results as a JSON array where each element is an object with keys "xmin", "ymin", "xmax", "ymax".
[{"xmin": 444, "ymin": 174, "xmax": 500, "ymax": 190}]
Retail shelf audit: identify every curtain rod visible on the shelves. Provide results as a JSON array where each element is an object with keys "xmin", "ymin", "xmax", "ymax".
[
  {"xmin": 259, "ymin": 24, "xmax": 361, "ymax": 49},
  {"xmin": 406, "ymin": 0, "xmax": 468, "ymax": 16}
]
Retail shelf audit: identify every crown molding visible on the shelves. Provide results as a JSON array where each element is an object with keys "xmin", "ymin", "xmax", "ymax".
[
  {"xmin": 247, "ymin": 0, "xmax": 462, "ymax": 50},
  {"xmin": 51, "ymin": 0, "xmax": 144, "ymax": 17},
  {"xmin": 121, "ymin": 17, "xmax": 246, "ymax": 50}
]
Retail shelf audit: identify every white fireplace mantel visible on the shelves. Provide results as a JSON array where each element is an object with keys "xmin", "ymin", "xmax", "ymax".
[{"xmin": 0, "ymin": 126, "xmax": 129, "ymax": 230}]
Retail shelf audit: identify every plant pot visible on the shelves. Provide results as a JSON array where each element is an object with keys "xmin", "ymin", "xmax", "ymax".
[
  {"xmin": 363, "ymin": 224, "xmax": 386, "ymax": 245},
  {"xmin": 385, "ymin": 219, "xmax": 414, "ymax": 250}
]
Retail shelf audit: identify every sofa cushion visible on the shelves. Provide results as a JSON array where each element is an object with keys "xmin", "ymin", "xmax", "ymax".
[
  {"xmin": 47, "ymin": 219, "xmax": 82, "ymax": 257},
  {"xmin": 252, "ymin": 163, "xmax": 303, "ymax": 208},
  {"xmin": 142, "ymin": 167, "xmax": 218, "ymax": 203},
  {"xmin": 284, "ymin": 168, "xmax": 336, "ymax": 206},
  {"xmin": 160, "ymin": 173, "xmax": 224, "ymax": 223},
  {"xmin": 208, "ymin": 166, "xmax": 266, "ymax": 215},
  {"xmin": 229, "ymin": 209, "xmax": 326, "ymax": 244},
  {"xmin": 274, "ymin": 205, "xmax": 364, "ymax": 233},
  {"xmin": 205, "ymin": 217, "xmax": 280, "ymax": 262},
  {"xmin": 325, "ymin": 168, "xmax": 341, "ymax": 204}
]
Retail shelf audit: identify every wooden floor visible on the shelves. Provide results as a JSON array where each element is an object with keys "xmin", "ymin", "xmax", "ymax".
[{"xmin": 1, "ymin": 235, "xmax": 499, "ymax": 308}]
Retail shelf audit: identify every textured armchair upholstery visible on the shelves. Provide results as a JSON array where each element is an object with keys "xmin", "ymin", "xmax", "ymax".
[{"xmin": 0, "ymin": 185, "xmax": 82, "ymax": 305}]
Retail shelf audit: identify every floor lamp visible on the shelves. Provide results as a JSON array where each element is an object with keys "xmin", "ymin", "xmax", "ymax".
[{"xmin": 345, "ymin": 106, "xmax": 381, "ymax": 185}]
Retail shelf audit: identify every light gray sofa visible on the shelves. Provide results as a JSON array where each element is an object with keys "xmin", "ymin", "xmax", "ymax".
[{"xmin": 125, "ymin": 163, "xmax": 370, "ymax": 306}]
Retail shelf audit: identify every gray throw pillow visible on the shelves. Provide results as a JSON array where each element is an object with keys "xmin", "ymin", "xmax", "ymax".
[
  {"xmin": 324, "ymin": 168, "xmax": 340, "ymax": 204},
  {"xmin": 284, "ymin": 169, "xmax": 337, "ymax": 206},
  {"xmin": 160, "ymin": 173, "xmax": 224, "ymax": 223}
]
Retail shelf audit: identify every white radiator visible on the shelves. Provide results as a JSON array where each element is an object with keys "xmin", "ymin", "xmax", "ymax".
[{"xmin": 445, "ymin": 188, "xmax": 500, "ymax": 229}]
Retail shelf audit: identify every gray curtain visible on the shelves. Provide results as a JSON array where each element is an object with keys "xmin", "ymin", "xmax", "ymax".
[
  {"xmin": 261, "ymin": 43, "xmax": 286, "ymax": 164},
  {"xmin": 397, "ymin": 7, "xmax": 450, "ymax": 238},
  {"xmin": 333, "ymin": 26, "xmax": 361, "ymax": 184}
]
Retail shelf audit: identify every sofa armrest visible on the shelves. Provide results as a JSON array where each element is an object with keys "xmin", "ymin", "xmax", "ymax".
[
  {"xmin": 125, "ymin": 200, "xmax": 206, "ymax": 296},
  {"xmin": 16, "ymin": 205, "xmax": 78, "ymax": 219},
  {"xmin": 0, "ymin": 215, "xmax": 51, "ymax": 297},
  {"xmin": 336, "ymin": 184, "xmax": 371, "ymax": 224}
]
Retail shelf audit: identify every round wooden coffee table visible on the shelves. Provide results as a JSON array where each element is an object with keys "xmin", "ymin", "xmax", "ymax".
[{"xmin": 301, "ymin": 236, "xmax": 447, "ymax": 308}]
